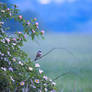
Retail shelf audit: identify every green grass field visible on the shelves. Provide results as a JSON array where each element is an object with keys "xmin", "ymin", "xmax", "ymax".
[{"xmin": 23, "ymin": 33, "xmax": 92, "ymax": 92}]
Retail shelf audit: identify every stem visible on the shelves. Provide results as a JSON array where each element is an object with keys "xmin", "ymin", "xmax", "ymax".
[
  {"xmin": 52, "ymin": 71, "xmax": 73, "ymax": 81},
  {"xmin": 34, "ymin": 47, "xmax": 80, "ymax": 62}
]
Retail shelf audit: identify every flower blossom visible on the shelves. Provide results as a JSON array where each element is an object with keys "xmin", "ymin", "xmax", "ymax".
[
  {"xmin": 18, "ymin": 32, "xmax": 22, "ymax": 34},
  {"xmin": 52, "ymin": 82, "xmax": 56, "ymax": 86},
  {"xmin": 12, "ymin": 38, "xmax": 16, "ymax": 41},
  {"xmin": 44, "ymin": 88, "xmax": 48, "ymax": 92},
  {"xmin": 32, "ymin": 29, "xmax": 35, "ymax": 33},
  {"xmin": 39, "ymin": 69, "xmax": 43, "ymax": 74},
  {"xmin": 7, "ymin": 51, "xmax": 11, "ymax": 56},
  {"xmin": 27, "ymin": 21, "xmax": 30, "ymax": 25},
  {"xmin": 12, "ymin": 58, "xmax": 16, "ymax": 62},
  {"xmin": 0, "ymin": 22, "xmax": 4, "ymax": 25},
  {"xmin": 20, "ymin": 81, "xmax": 25, "ymax": 86},
  {"xmin": 18, "ymin": 15, "xmax": 22, "ymax": 20},
  {"xmin": 29, "ymin": 67, "xmax": 33, "ymax": 71},
  {"xmin": 12, "ymin": 43, "xmax": 16, "ymax": 46},
  {"xmin": 1, "ymin": 10, "xmax": 5, "ymax": 13},
  {"xmin": 35, "ymin": 63, "xmax": 40, "ymax": 68},
  {"xmin": 35, "ymin": 22, "xmax": 39, "ymax": 26},
  {"xmin": 9, "ymin": 67, "xmax": 13, "ymax": 72},
  {"xmin": 5, "ymin": 38, "xmax": 10, "ymax": 43},
  {"xmin": 10, "ymin": 76, "xmax": 15, "ymax": 82},
  {"xmin": 41, "ymin": 30, "xmax": 45, "ymax": 35},
  {"xmin": 35, "ymin": 79, "xmax": 39, "ymax": 84},
  {"xmin": 1, "ymin": 67, "xmax": 6, "ymax": 71},
  {"xmin": 19, "ymin": 61, "xmax": 23, "ymax": 66},
  {"xmin": 43, "ymin": 76, "xmax": 48, "ymax": 80},
  {"xmin": 6, "ymin": 8, "xmax": 10, "ymax": 11},
  {"xmin": 1, "ymin": 39, "xmax": 5, "ymax": 43}
]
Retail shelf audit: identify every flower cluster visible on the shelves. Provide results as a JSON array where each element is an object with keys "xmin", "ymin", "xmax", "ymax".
[{"xmin": 0, "ymin": 2, "xmax": 56, "ymax": 92}]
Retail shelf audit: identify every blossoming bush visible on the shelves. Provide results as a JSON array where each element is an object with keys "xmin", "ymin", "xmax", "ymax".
[{"xmin": 0, "ymin": 3, "xmax": 56, "ymax": 92}]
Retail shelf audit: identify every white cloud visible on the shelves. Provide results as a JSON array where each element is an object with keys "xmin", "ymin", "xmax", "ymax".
[
  {"xmin": 38, "ymin": 0, "xmax": 51, "ymax": 4},
  {"xmin": 38, "ymin": 0, "xmax": 76, "ymax": 4}
]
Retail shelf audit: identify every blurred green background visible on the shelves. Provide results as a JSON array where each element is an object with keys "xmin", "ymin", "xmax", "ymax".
[{"xmin": 22, "ymin": 33, "xmax": 92, "ymax": 92}]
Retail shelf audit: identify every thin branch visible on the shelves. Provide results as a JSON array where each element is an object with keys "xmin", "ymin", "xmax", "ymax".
[
  {"xmin": 52, "ymin": 71, "xmax": 73, "ymax": 81},
  {"xmin": 33, "ymin": 48, "xmax": 80, "ymax": 81},
  {"xmin": 41, "ymin": 48, "xmax": 55, "ymax": 58},
  {"xmin": 34, "ymin": 47, "xmax": 80, "ymax": 62}
]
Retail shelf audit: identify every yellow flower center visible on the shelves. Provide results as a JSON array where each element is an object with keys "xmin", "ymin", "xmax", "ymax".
[{"xmin": 36, "ymin": 80, "xmax": 39, "ymax": 83}]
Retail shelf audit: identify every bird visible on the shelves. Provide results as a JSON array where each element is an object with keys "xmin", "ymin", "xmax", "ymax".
[{"xmin": 34, "ymin": 50, "xmax": 42, "ymax": 61}]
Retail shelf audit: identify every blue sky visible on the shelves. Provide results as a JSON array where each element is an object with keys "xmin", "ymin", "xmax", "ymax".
[{"xmin": 13, "ymin": 0, "xmax": 92, "ymax": 33}]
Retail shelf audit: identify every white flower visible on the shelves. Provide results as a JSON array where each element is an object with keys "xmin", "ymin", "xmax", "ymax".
[
  {"xmin": 39, "ymin": 69, "xmax": 43, "ymax": 74},
  {"xmin": 18, "ymin": 32, "xmax": 22, "ymax": 34},
  {"xmin": 12, "ymin": 43, "xmax": 16, "ymax": 46},
  {"xmin": 44, "ymin": 83, "xmax": 47, "ymax": 86},
  {"xmin": 52, "ymin": 82, "xmax": 56, "ymax": 86},
  {"xmin": 0, "ymin": 22, "xmax": 4, "ymax": 25},
  {"xmin": 29, "ymin": 67, "xmax": 33, "ymax": 71},
  {"xmin": 19, "ymin": 61, "xmax": 23, "ymax": 66},
  {"xmin": 12, "ymin": 58, "xmax": 16, "ymax": 62},
  {"xmin": 1, "ymin": 53, "xmax": 4, "ymax": 56},
  {"xmin": 1, "ymin": 39, "xmax": 5, "ymax": 43},
  {"xmin": 4, "ymin": 58, "xmax": 7, "ymax": 61},
  {"xmin": 1, "ymin": 67, "xmax": 6, "ymax": 71},
  {"xmin": 35, "ymin": 79, "xmax": 40, "ymax": 84},
  {"xmin": 44, "ymin": 88, "xmax": 48, "ymax": 92},
  {"xmin": 10, "ymin": 76, "xmax": 15, "ymax": 82},
  {"xmin": 35, "ymin": 63, "xmax": 40, "ymax": 68},
  {"xmin": 9, "ymin": 12, "xmax": 12, "ymax": 16},
  {"xmin": 7, "ymin": 51, "xmax": 11, "ymax": 56},
  {"xmin": 1, "ymin": 10, "xmax": 5, "ymax": 13},
  {"xmin": 43, "ymin": 76, "xmax": 48, "ymax": 80}
]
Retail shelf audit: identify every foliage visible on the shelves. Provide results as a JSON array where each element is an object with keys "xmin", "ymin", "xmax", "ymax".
[{"xmin": 0, "ymin": 2, "xmax": 56, "ymax": 92}]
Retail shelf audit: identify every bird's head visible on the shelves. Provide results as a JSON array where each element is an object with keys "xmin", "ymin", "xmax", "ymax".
[{"xmin": 38, "ymin": 50, "xmax": 42, "ymax": 53}]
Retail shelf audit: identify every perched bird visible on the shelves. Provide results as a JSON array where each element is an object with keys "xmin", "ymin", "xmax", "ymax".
[{"xmin": 34, "ymin": 50, "xmax": 42, "ymax": 61}]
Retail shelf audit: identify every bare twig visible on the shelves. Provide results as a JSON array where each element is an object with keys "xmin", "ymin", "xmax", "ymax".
[
  {"xmin": 52, "ymin": 71, "xmax": 73, "ymax": 81},
  {"xmin": 34, "ymin": 47, "xmax": 79, "ymax": 62}
]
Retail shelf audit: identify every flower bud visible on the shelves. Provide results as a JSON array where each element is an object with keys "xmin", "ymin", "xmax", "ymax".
[
  {"xmin": 41, "ymin": 30, "xmax": 45, "ymax": 35},
  {"xmin": 35, "ymin": 22, "xmax": 39, "ymax": 26},
  {"xmin": 18, "ymin": 15, "xmax": 22, "ymax": 20}
]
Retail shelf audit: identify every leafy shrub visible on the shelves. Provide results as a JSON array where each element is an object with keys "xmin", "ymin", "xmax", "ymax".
[{"xmin": 0, "ymin": 2, "xmax": 56, "ymax": 92}]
